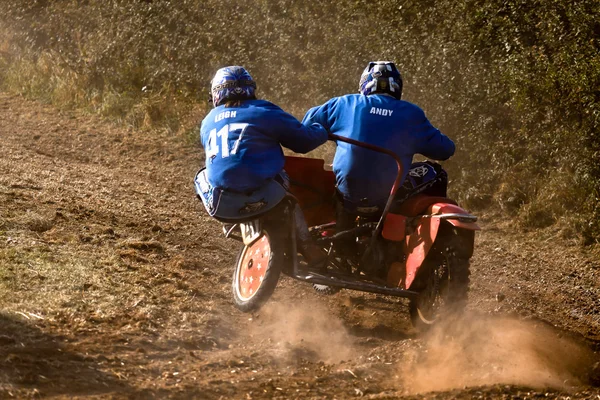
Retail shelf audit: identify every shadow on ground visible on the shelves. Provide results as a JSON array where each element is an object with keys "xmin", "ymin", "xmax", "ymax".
[{"xmin": 0, "ymin": 312, "xmax": 131, "ymax": 397}]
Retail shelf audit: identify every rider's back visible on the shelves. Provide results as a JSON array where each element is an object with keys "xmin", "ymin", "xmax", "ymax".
[
  {"xmin": 202, "ymin": 99, "xmax": 326, "ymax": 193},
  {"xmin": 303, "ymin": 94, "xmax": 455, "ymax": 208}
]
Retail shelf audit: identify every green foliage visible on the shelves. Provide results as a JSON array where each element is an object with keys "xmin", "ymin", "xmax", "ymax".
[{"xmin": 0, "ymin": 0, "xmax": 598, "ymax": 242}]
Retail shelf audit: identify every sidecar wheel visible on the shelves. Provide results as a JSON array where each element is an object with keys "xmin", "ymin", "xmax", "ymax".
[
  {"xmin": 409, "ymin": 254, "xmax": 470, "ymax": 331},
  {"xmin": 232, "ymin": 230, "xmax": 284, "ymax": 312}
]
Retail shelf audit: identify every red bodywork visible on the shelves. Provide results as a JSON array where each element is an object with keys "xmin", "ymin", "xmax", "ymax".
[
  {"xmin": 387, "ymin": 196, "xmax": 480, "ymax": 288},
  {"xmin": 284, "ymin": 156, "xmax": 336, "ymax": 227},
  {"xmin": 284, "ymin": 156, "xmax": 479, "ymax": 290}
]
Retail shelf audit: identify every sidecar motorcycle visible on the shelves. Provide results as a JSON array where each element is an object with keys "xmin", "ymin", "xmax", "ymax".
[{"xmin": 201, "ymin": 134, "xmax": 479, "ymax": 329}]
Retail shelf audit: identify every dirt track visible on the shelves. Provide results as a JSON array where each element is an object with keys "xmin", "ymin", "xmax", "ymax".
[{"xmin": 0, "ymin": 92, "xmax": 598, "ymax": 399}]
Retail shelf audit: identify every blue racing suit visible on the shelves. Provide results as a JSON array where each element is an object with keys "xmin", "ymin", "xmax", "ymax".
[
  {"xmin": 202, "ymin": 99, "xmax": 327, "ymax": 192},
  {"xmin": 197, "ymin": 99, "xmax": 327, "ymax": 220},
  {"xmin": 302, "ymin": 94, "xmax": 455, "ymax": 211}
]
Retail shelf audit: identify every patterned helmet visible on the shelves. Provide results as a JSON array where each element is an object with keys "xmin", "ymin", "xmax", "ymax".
[
  {"xmin": 210, "ymin": 66, "xmax": 257, "ymax": 107},
  {"xmin": 358, "ymin": 61, "xmax": 403, "ymax": 100}
]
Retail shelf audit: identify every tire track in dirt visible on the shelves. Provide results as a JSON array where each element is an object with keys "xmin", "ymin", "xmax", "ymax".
[{"xmin": 0, "ymin": 93, "xmax": 598, "ymax": 398}]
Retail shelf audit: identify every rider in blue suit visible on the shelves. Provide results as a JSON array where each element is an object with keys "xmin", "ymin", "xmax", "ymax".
[
  {"xmin": 195, "ymin": 66, "xmax": 328, "ymax": 263},
  {"xmin": 302, "ymin": 61, "xmax": 455, "ymax": 214},
  {"xmin": 302, "ymin": 61, "xmax": 455, "ymax": 265}
]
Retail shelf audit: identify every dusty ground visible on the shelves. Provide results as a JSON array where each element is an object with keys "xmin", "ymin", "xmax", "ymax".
[{"xmin": 0, "ymin": 92, "xmax": 598, "ymax": 399}]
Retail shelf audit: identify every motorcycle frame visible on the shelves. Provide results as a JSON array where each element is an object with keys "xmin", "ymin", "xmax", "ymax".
[{"xmin": 276, "ymin": 197, "xmax": 419, "ymax": 298}]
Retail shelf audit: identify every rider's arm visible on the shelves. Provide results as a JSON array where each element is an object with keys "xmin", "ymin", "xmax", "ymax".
[
  {"xmin": 302, "ymin": 105, "xmax": 328, "ymax": 128},
  {"xmin": 269, "ymin": 107, "xmax": 328, "ymax": 154},
  {"xmin": 408, "ymin": 105, "xmax": 455, "ymax": 161},
  {"xmin": 301, "ymin": 97, "xmax": 339, "ymax": 131}
]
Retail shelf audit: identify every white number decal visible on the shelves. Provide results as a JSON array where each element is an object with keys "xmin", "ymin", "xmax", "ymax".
[
  {"xmin": 206, "ymin": 123, "xmax": 249, "ymax": 159},
  {"xmin": 218, "ymin": 125, "xmax": 229, "ymax": 158},
  {"xmin": 206, "ymin": 128, "xmax": 219, "ymax": 160},
  {"xmin": 229, "ymin": 123, "xmax": 248, "ymax": 155}
]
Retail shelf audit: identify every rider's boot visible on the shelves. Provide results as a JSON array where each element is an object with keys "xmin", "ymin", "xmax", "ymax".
[
  {"xmin": 335, "ymin": 201, "xmax": 359, "ymax": 263},
  {"xmin": 294, "ymin": 204, "xmax": 327, "ymax": 270},
  {"xmin": 298, "ymin": 241, "xmax": 327, "ymax": 267}
]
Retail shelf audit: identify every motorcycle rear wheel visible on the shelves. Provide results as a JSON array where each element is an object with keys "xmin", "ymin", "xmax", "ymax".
[
  {"xmin": 409, "ymin": 252, "xmax": 470, "ymax": 330},
  {"xmin": 232, "ymin": 227, "xmax": 284, "ymax": 312}
]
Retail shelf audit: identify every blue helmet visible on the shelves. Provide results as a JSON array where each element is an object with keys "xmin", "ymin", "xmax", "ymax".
[
  {"xmin": 358, "ymin": 61, "xmax": 403, "ymax": 100},
  {"xmin": 210, "ymin": 66, "xmax": 257, "ymax": 107}
]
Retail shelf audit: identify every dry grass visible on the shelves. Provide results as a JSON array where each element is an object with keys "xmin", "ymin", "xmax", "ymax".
[
  {"xmin": 17, "ymin": 211, "xmax": 55, "ymax": 233},
  {"xmin": 119, "ymin": 238, "xmax": 165, "ymax": 253}
]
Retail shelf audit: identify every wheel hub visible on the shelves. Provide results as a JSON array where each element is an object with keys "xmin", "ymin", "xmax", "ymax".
[{"xmin": 237, "ymin": 235, "xmax": 271, "ymax": 300}]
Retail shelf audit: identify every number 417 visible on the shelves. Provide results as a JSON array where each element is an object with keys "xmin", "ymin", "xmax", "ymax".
[{"xmin": 206, "ymin": 123, "xmax": 249, "ymax": 159}]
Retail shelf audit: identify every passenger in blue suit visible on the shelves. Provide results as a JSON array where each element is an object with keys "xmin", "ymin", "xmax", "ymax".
[
  {"xmin": 302, "ymin": 61, "xmax": 455, "ymax": 214},
  {"xmin": 195, "ymin": 66, "xmax": 328, "ymax": 263}
]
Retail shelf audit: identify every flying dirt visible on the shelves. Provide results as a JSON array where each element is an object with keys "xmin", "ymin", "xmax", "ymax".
[{"xmin": 0, "ymin": 93, "xmax": 598, "ymax": 398}]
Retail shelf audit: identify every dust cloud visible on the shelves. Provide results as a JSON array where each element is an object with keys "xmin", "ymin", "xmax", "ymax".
[
  {"xmin": 249, "ymin": 299, "xmax": 356, "ymax": 364},
  {"xmin": 399, "ymin": 314, "xmax": 595, "ymax": 394}
]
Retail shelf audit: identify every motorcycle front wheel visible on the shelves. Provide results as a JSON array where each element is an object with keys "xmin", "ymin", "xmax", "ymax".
[{"xmin": 232, "ymin": 226, "xmax": 285, "ymax": 312}]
